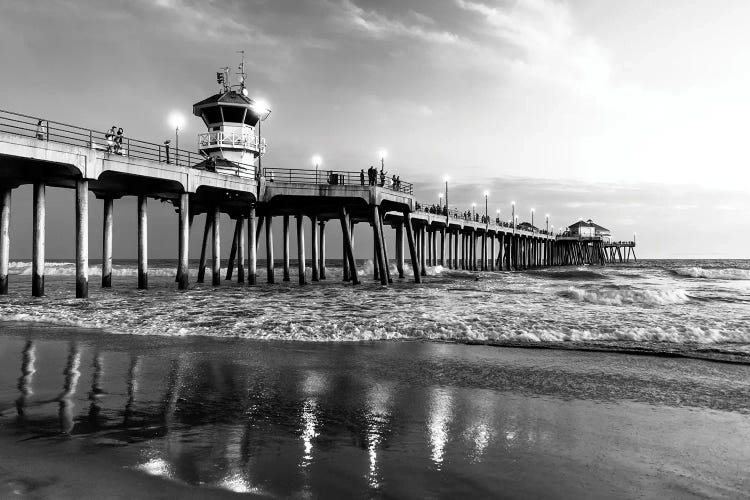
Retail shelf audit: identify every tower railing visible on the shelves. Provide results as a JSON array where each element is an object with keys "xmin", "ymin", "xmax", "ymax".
[{"xmin": 197, "ymin": 130, "xmax": 265, "ymax": 154}]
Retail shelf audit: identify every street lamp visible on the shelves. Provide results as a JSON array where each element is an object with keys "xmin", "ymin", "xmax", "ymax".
[
  {"xmin": 252, "ymin": 99, "xmax": 272, "ymax": 178},
  {"xmin": 444, "ymin": 176, "xmax": 449, "ymax": 220},
  {"xmin": 511, "ymin": 201, "xmax": 516, "ymax": 233},
  {"xmin": 378, "ymin": 149, "xmax": 388, "ymax": 170},
  {"xmin": 472, "ymin": 203, "xmax": 476, "ymax": 220},
  {"xmin": 484, "ymin": 191, "xmax": 489, "ymax": 223},
  {"xmin": 438, "ymin": 192, "xmax": 443, "ymax": 208},
  {"xmin": 545, "ymin": 213, "xmax": 550, "ymax": 234},
  {"xmin": 531, "ymin": 208, "xmax": 535, "ymax": 231},
  {"xmin": 312, "ymin": 154, "xmax": 322, "ymax": 183},
  {"xmin": 168, "ymin": 112, "xmax": 185, "ymax": 167}
]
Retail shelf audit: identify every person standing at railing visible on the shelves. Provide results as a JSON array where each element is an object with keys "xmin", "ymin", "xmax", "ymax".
[
  {"xmin": 35, "ymin": 120, "xmax": 47, "ymax": 140},
  {"xmin": 360, "ymin": 169, "xmax": 365, "ymax": 186},
  {"xmin": 379, "ymin": 167, "xmax": 387, "ymax": 187},
  {"xmin": 114, "ymin": 128, "xmax": 124, "ymax": 155},
  {"xmin": 105, "ymin": 126, "xmax": 116, "ymax": 153}
]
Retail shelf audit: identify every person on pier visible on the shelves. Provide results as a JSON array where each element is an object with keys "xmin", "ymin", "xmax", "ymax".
[
  {"xmin": 105, "ymin": 126, "xmax": 116, "ymax": 153},
  {"xmin": 114, "ymin": 127, "xmax": 124, "ymax": 155},
  {"xmin": 360, "ymin": 169, "xmax": 365, "ymax": 186}
]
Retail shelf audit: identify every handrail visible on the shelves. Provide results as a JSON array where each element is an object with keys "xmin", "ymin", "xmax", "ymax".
[
  {"xmin": 0, "ymin": 108, "xmax": 204, "ymax": 167},
  {"xmin": 412, "ymin": 203, "xmax": 556, "ymax": 236},
  {"xmin": 263, "ymin": 167, "xmax": 414, "ymax": 195}
]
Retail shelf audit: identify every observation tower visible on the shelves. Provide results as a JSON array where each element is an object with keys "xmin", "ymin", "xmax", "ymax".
[{"xmin": 192, "ymin": 53, "xmax": 271, "ymax": 178}]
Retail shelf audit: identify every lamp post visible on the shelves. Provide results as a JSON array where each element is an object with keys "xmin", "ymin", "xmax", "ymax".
[
  {"xmin": 472, "ymin": 203, "xmax": 476, "ymax": 221},
  {"xmin": 378, "ymin": 149, "xmax": 387, "ymax": 171},
  {"xmin": 531, "ymin": 208, "xmax": 535, "ymax": 232},
  {"xmin": 169, "ymin": 112, "xmax": 185, "ymax": 167},
  {"xmin": 438, "ymin": 192, "xmax": 443, "ymax": 208},
  {"xmin": 252, "ymin": 99, "xmax": 272, "ymax": 178},
  {"xmin": 444, "ymin": 177, "xmax": 449, "ymax": 221},
  {"xmin": 511, "ymin": 201, "xmax": 516, "ymax": 233},
  {"xmin": 312, "ymin": 155, "xmax": 322, "ymax": 184},
  {"xmin": 484, "ymin": 191, "xmax": 489, "ymax": 224},
  {"xmin": 545, "ymin": 214, "xmax": 549, "ymax": 234}
]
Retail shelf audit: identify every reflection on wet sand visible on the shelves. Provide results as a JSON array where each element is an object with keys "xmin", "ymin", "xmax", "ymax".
[
  {"xmin": 3, "ymin": 336, "xmax": 749, "ymax": 498},
  {"xmin": 15, "ymin": 340, "xmax": 35, "ymax": 420}
]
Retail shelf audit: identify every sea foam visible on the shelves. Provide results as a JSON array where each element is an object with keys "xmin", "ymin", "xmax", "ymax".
[
  {"xmin": 674, "ymin": 267, "xmax": 750, "ymax": 280},
  {"xmin": 562, "ymin": 286, "xmax": 690, "ymax": 306}
]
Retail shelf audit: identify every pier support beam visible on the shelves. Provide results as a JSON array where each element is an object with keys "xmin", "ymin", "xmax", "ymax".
[
  {"xmin": 311, "ymin": 215, "xmax": 319, "ymax": 282},
  {"xmin": 403, "ymin": 211, "xmax": 421, "ymax": 283},
  {"xmin": 376, "ymin": 207, "xmax": 392, "ymax": 284},
  {"xmin": 226, "ymin": 219, "xmax": 239, "ymax": 280},
  {"xmin": 297, "ymin": 213, "xmax": 306, "ymax": 285},
  {"xmin": 197, "ymin": 214, "xmax": 210, "ymax": 283},
  {"xmin": 102, "ymin": 198, "xmax": 113, "ymax": 288},
  {"xmin": 137, "ymin": 195, "xmax": 148, "ymax": 290},
  {"xmin": 319, "ymin": 221, "xmax": 326, "ymax": 279},
  {"xmin": 32, "ymin": 182, "xmax": 45, "ymax": 297},
  {"xmin": 396, "ymin": 221, "xmax": 405, "ymax": 278},
  {"xmin": 247, "ymin": 206, "xmax": 257, "ymax": 285},
  {"xmin": 0, "ymin": 188, "xmax": 10, "ymax": 294},
  {"xmin": 266, "ymin": 214, "xmax": 274, "ymax": 283},
  {"xmin": 447, "ymin": 230, "xmax": 452, "ymax": 269},
  {"xmin": 339, "ymin": 207, "xmax": 358, "ymax": 285},
  {"xmin": 283, "ymin": 215, "xmax": 290, "ymax": 281},
  {"xmin": 420, "ymin": 226, "xmax": 427, "ymax": 276},
  {"xmin": 490, "ymin": 233, "xmax": 495, "ymax": 271},
  {"xmin": 453, "ymin": 230, "xmax": 459, "ymax": 270},
  {"xmin": 211, "ymin": 206, "xmax": 220, "ymax": 286},
  {"xmin": 372, "ymin": 206, "xmax": 388, "ymax": 285},
  {"xmin": 237, "ymin": 215, "xmax": 245, "ymax": 283},
  {"xmin": 440, "ymin": 228, "xmax": 446, "ymax": 267},
  {"xmin": 75, "ymin": 180, "xmax": 88, "ymax": 298},
  {"xmin": 178, "ymin": 193, "xmax": 189, "ymax": 290}
]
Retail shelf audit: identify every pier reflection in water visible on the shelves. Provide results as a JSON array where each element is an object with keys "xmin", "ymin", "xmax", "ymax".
[{"xmin": 1, "ymin": 331, "xmax": 749, "ymax": 498}]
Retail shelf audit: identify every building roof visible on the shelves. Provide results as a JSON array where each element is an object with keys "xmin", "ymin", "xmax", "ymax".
[
  {"xmin": 193, "ymin": 91, "xmax": 255, "ymax": 112},
  {"xmin": 567, "ymin": 219, "xmax": 610, "ymax": 232}
]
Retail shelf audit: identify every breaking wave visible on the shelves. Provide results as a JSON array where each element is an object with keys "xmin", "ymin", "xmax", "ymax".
[
  {"xmin": 674, "ymin": 267, "xmax": 750, "ymax": 280},
  {"xmin": 561, "ymin": 286, "xmax": 690, "ymax": 306}
]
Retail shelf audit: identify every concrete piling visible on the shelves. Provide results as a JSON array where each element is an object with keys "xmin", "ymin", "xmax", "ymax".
[
  {"xmin": 395, "ymin": 221, "xmax": 405, "ymax": 278},
  {"xmin": 403, "ymin": 211, "xmax": 421, "ymax": 283},
  {"xmin": 247, "ymin": 206, "xmax": 257, "ymax": 285},
  {"xmin": 339, "ymin": 206, "xmax": 358, "ymax": 285},
  {"xmin": 296, "ymin": 213, "xmax": 306, "ymax": 285},
  {"xmin": 237, "ymin": 215, "xmax": 245, "ymax": 283},
  {"xmin": 178, "ymin": 193, "xmax": 189, "ymax": 290},
  {"xmin": 319, "ymin": 221, "xmax": 326, "ymax": 279},
  {"xmin": 32, "ymin": 181, "xmax": 45, "ymax": 297},
  {"xmin": 266, "ymin": 213, "xmax": 274, "ymax": 283},
  {"xmin": 311, "ymin": 215, "xmax": 319, "ymax": 282},
  {"xmin": 197, "ymin": 215, "xmax": 211, "ymax": 283},
  {"xmin": 226, "ymin": 219, "xmax": 240, "ymax": 280},
  {"xmin": 75, "ymin": 179, "xmax": 88, "ymax": 299},
  {"xmin": 211, "ymin": 206, "xmax": 220, "ymax": 286},
  {"xmin": 137, "ymin": 195, "xmax": 147, "ymax": 290},
  {"xmin": 102, "ymin": 197, "xmax": 113, "ymax": 288},
  {"xmin": 0, "ymin": 188, "xmax": 9, "ymax": 294},
  {"xmin": 283, "ymin": 215, "xmax": 290, "ymax": 281}
]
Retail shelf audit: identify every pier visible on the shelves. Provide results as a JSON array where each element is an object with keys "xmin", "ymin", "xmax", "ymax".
[{"xmin": 0, "ymin": 81, "xmax": 633, "ymax": 298}]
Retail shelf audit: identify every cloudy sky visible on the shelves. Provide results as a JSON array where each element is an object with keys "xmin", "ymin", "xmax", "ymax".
[{"xmin": 1, "ymin": 0, "xmax": 749, "ymax": 259}]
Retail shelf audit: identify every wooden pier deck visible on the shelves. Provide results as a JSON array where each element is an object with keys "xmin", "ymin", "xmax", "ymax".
[{"xmin": 0, "ymin": 108, "xmax": 631, "ymax": 298}]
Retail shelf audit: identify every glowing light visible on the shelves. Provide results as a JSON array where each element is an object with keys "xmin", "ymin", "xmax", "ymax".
[
  {"xmin": 439, "ymin": 193, "xmax": 443, "ymax": 198},
  {"xmin": 484, "ymin": 191, "xmax": 489, "ymax": 196},
  {"xmin": 472, "ymin": 203, "xmax": 476, "ymax": 207},
  {"xmin": 443, "ymin": 176, "xmax": 450, "ymax": 182},
  {"xmin": 252, "ymin": 99, "xmax": 271, "ymax": 115},
  {"xmin": 241, "ymin": 88, "xmax": 248, "ymax": 97},
  {"xmin": 168, "ymin": 112, "xmax": 185, "ymax": 130},
  {"xmin": 312, "ymin": 155, "xmax": 322, "ymax": 166},
  {"xmin": 378, "ymin": 149, "xmax": 388, "ymax": 159},
  {"xmin": 511, "ymin": 200, "xmax": 515, "ymax": 206}
]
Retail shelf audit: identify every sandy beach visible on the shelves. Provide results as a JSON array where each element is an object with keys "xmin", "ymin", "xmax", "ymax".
[{"xmin": 1, "ymin": 324, "xmax": 748, "ymax": 498}]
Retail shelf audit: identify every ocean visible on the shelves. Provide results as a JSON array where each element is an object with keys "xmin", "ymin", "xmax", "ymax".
[{"xmin": 0, "ymin": 259, "xmax": 749, "ymax": 498}]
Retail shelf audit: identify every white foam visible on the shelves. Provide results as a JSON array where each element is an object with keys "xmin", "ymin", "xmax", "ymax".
[
  {"xmin": 563, "ymin": 286, "xmax": 690, "ymax": 306},
  {"xmin": 675, "ymin": 266, "xmax": 750, "ymax": 280}
]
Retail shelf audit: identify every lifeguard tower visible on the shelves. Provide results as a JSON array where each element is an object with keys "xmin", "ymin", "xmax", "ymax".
[{"xmin": 192, "ymin": 54, "xmax": 270, "ymax": 178}]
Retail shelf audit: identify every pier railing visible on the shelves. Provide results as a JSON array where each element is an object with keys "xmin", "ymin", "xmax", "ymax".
[
  {"xmin": 263, "ymin": 167, "xmax": 414, "ymax": 195},
  {"xmin": 413, "ymin": 203, "xmax": 556, "ymax": 235},
  {"xmin": 0, "ymin": 108, "xmax": 204, "ymax": 168}
]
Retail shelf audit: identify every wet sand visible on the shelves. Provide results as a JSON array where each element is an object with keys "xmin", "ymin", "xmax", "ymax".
[{"xmin": 0, "ymin": 324, "xmax": 749, "ymax": 498}]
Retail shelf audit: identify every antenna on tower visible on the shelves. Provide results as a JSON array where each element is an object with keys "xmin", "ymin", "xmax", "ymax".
[
  {"xmin": 217, "ymin": 66, "xmax": 230, "ymax": 93},
  {"xmin": 237, "ymin": 50, "xmax": 248, "ymax": 96}
]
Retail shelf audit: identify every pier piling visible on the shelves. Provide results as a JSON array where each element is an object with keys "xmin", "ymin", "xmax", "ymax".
[
  {"xmin": 247, "ymin": 206, "xmax": 257, "ymax": 285},
  {"xmin": 396, "ymin": 221, "xmax": 405, "ymax": 278},
  {"xmin": 197, "ymin": 215, "xmax": 211, "ymax": 283},
  {"xmin": 283, "ymin": 215, "xmax": 290, "ymax": 281},
  {"xmin": 403, "ymin": 211, "xmax": 421, "ymax": 283},
  {"xmin": 75, "ymin": 180, "xmax": 88, "ymax": 298},
  {"xmin": 339, "ymin": 207, "xmax": 358, "ymax": 285},
  {"xmin": 297, "ymin": 213, "xmax": 306, "ymax": 285},
  {"xmin": 32, "ymin": 182, "xmax": 45, "ymax": 297},
  {"xmin": 226, "ymin": 219, "xmax": 240, "ymax": 280},
  {"xmin": 137, "ymin": 195, "xmax": 148, "ymax": 290},
  {"xmin": 319, "ymin": 221, "xmax": 326, "ymax": 279},
  {"xmin": 178, "ymin": 193, "xmax": 189, "ymax": 290},
  {"xmin": 102, "ymin": 198, "xmax": 113, "ymax": 288},
  {"xmin": 211, "ymin": 206, "xmax": 221, "ymax": 286},
  {"xmin": 266, "ymin": 213, "xmax": 274, "ymax": 283},
  {"xmin": 237, "ymin": 215, "xmax": 245, "ymax": 283},
  {"xmin": 311, "ymin": 215, "xmax": 319, "ymax": 282},
  {"xmin": 0, "ymin": 188, "xmax": 11, "ymax": 294}
]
